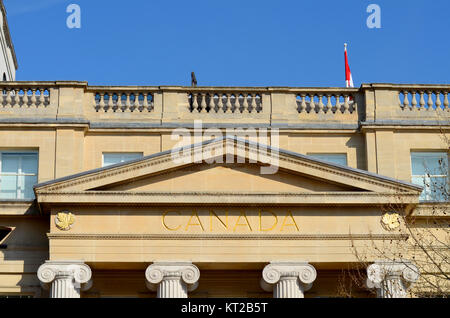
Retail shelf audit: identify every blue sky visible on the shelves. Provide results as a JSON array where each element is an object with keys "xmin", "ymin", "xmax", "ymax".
[{"xmin": 4, "ymin": 0, "xmax": 450, "ymax": 86}]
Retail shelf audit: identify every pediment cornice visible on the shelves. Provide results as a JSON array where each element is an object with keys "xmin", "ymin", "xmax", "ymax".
[{"xmin": 34, "ymin": 136, "xmax": 422, "ymax": 201}]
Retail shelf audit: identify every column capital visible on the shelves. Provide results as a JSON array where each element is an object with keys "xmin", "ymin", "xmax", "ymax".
[
  {"xmin": 37, "ymin": 260, "xmax": 92, "ymax": 297},
  {"xmin": 261, "ymin": 261, "xmax": 317, "ymax": 293},
  {"xmin": 145, "ymin": 262, "xmax": 200, "ymax": 293},
  {"xmin": 366, "ymin": 260, "xmax": 420, "ymax": 298},
  {"xmin": 367, "ymin": 260, "xmax": 419, "ymax": 286}
]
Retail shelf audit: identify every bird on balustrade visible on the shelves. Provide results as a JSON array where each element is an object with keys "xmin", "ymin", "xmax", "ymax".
[{"xmin": 191, "ymin": 72, "xmax": 197, "ymax": 87}]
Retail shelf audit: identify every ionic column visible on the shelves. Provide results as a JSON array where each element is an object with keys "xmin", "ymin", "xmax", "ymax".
[
  {"xmin": 366, "ymin": 260, "xmax": 420, "ymax": 298},
  {"xmin": 145, "ymin": 262, "xmax": 200, "ymax": 298},
  {"xmin": 261, "ymin": 262, "xmax": 317, "ymax": 298},
  {"xmin": 37, "ymin": 261, "xmax": 92, "ymax": 298}
]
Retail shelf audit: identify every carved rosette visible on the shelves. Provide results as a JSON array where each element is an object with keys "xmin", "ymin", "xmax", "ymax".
[
  {"xmin": 261, "ymin": 262, "xmax": 317, "ymax": 298},
  {"xmin": 381, "ymin": 212, "xmax": 401, "ymax": 231},
  {"xmin": 367, "ymin": 260, "xmax": 419, "ymax": 298},
  {"xmin": 55, "ymin": 212, "xmax": 75, "ymax": 231},
  {"xmin": 145, "ymin": 262, "xmax": 200, "ymax": 298},
  {"xmin": 37, "ymin": 261, "xmax": 92, "ymax": 298}
]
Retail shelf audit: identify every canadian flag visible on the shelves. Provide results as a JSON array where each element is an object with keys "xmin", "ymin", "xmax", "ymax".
[{"xmin": 344, "ymin": 43, "xmax": 354, "ymax": 88}]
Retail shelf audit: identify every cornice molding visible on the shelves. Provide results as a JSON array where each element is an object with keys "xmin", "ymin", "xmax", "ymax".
[
  {"xmin": 46, "ymin": 233, "xmax": 409, "ymax": 241},
  {"xmin": 34, "ymin": 137, "xmax": 422, "ymax": 196}
]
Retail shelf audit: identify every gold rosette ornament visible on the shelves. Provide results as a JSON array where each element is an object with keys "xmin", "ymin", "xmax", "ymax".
[
  {"xmin": 55, "ymin": 212, "xmax": 75, "ymax": 231},
  {"xmin": 381, "ymin": 212, "xmax": 401, "ymax": 231}
]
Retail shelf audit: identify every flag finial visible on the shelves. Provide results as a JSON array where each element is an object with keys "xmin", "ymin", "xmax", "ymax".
[{"xmin": 344, "ymin": 43, "xmax": 348, "ymax": 50}]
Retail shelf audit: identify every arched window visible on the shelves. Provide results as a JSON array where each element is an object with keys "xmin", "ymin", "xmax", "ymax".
[{"xmin": 2, "ymin": 73, "xmax": 6, "ymax": 81}]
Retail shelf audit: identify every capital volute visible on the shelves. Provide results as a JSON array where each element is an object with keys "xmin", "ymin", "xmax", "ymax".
[
  {"xmin": 145, "ymin": 262, "xmax": 200, "ymax": 292},
  {"xmin": 367, "ymin": 260, "xmax": 419, "ymax": 288},
  {"xmin": 37, "ymin": 261, "xmax": 92, "ymax": 290},
  {"xmin": 261, "ymin": 262, "xmax": 317, "ymax": 292}
]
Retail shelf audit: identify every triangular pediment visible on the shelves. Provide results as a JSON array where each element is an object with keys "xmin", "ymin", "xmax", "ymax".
[
  {"xmin": 95, "ymin": 163, "xmax": 360, "ymax": 193},
  {"xmin": 34, "ymin": 136, "xmax": 422, "ymax": 206}
]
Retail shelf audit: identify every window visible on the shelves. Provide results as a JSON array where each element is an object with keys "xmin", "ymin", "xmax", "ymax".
[
  {"xmin": 102, "ymin": 153, "xmax": 143, "ymax": 167},
  {"xmin": 308, "ymin": 153, "xmax": 348, "ymax": 166},
  {"xmin": 411, "ymin": 152, "xmax": 449, "ymax": 202},
  {"xmin": 0, "ymin": 226, "xmax": 12, "ymax": 248},
  {"xmin": 0, "ymin": 152, "xmax": 38, "ymax": 200}
]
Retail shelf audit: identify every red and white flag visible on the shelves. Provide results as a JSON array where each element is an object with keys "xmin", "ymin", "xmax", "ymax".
[{"xmin": 344, "ymin": 43, "xmax": 354, "ymax": 88}]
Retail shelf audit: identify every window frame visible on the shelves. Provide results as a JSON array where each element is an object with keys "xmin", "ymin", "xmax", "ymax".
[
  {"xmin": 0, "ymin": 150, "xmax": 39, "ymax": 201},
  {"xmin": 307, "ymin": 153, "xmax": 348, "ymax": 166},
  {"xmin": 410, "ymin": 151, "xmax": 449, "ymax": 202},
  {"xmin": 102, "ymin": 152, "xmax": 144, "ymax": 167}
]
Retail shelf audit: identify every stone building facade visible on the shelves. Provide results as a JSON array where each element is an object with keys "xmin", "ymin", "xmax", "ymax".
[{"xmin": 0, "ymin": 2, "xmax": 448, "ymax": 299}]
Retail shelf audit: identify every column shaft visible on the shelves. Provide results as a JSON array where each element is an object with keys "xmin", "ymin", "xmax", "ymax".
[
  {"xmin": 50, "ymin": 276, "xmax": 80, "ymax": 298},
  {"xmin": 274, "ymin": 277, "xmax": 304, "ymax": 298},
  {"xmin": 158, "ymin": 278, "xmax": 188, "ymax": 298}
]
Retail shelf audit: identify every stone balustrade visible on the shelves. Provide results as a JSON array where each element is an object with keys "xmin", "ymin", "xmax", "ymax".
[
  {"xmin": 188, "ymin": 90, "xmax": 263, "ymax": 113},
  {"xmin": 295, "ymin": 90, "xmax": 357, "ymax": 114},
  {"xmin": 0, "ymin": 84, "xmax": 51, "ymax": 108},
  {"xmin": 93, "ymin": 89, "xmax": 155, "ymax": 113},
  {"xmin": 0, "ymin": 82, "xmax": 448, "ymax": 126},
  {"xmin": 399, "ymin": 88, "xmax": 449, "ymax": 112}
]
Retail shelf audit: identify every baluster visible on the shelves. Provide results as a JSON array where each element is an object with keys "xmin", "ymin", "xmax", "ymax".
[
  {"xmin": 427, "ymin": 91, "xmax": 433, "ymax": 110},
  {"xmin": 99, "ymin": 93, "xmax": 105, "ymax": 111},
  {"xmin": 191, "ymin": 93, "xmax": 198, "ymax": 112},
  {"xmin": 14, "ymin": 89, "xmax": 20, "ymax": 106},
  {"xmin": 125, "ymin": 93, "xmax": 131, "ymax": 112},
  {"xmin": 106, "ymin": 93, "xmax": 112, "ymax": 112},
  {"xmin": 326, "ymin": 94, "xmax": 332, "ymax": 113},
  {"xmin": 25, "ymin": 89, "xmax": 32, "ymax": 106},
  {"xmin": 435, "ymin": 91, "xmax": 442, "ymax": 110},
  {"xmin": 443, "ymin": 92, "xmax": 449, "ymax": 111},
  {"xmin": 411, "ymin": 91, "xmax": 417, "ymax": 110},
  {"xmin": 299, "ymin": 94, "xmax": 306, "ymax": 113},
  {"xmin": 419, "ymin": 91, "xmax": 425, "ymax": 110},
  {"xmin": 243, "ymin": 93, "xmax": 249, "ymax": 112},
  {"xmin": 200, "ymin": 93, "xmax": 206, "ymax": 112},
  {"xmin": 143, "ymin": 93, "xmax": 148, "ymax": 112},
  {"xmin": 115, "ymin": 93, "xmax": 122, "ymax": 112},
  {"xmin": 224, "ymin": 93, "xmax": 231, "ymax": 113},
  {"xmin": 234, "ymin": 94, "xmax": 240, "ymax": 112},
  {"xmin": 133, "ymin": 93, "xmax": 140, "ymax": 112},
  {"xmin": 343, "ymin": 94, "xmax": 350, "ymax": 113},
  {"xmin": 402, "ymin": 91, "xmax": 410, "ymax": 109},
  {"xmin": 334, "ymin": 95, "xmax": 341, "ymax": 113},
  {"xmin": 5, "ymin": 88, "xmax": 12, "ymax": 106},
  {"xmin": 309, "ymin": 94, "xmax": 315, "ymax": 113},
  {"xmin": 317, "ymin": 94, "xmax": 324, "ymax": 113},
  {"xmin": 252, "ymin": 94, "xmax": 259, "ymax": 112},
  {"xmin": 30, "ymin": 89, "xmax": 37, "ymax": 106},
  {"xmin": 208, "ymin": 94, "xmax": 215, "ymax": 112},
  {"xmin": 39, "ymin": 89, "xmax": 46, "ymax": 105},
  {"xmin": 217, "ymin": 93, "xmax": 223, "ymax": 113}
]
